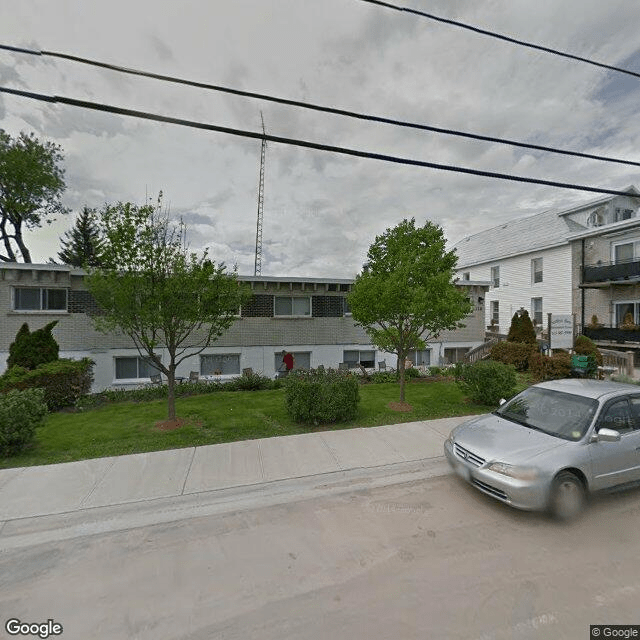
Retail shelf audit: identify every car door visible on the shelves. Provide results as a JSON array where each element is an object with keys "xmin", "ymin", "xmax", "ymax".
[
  {"xmin": 589, "ymin": 397, "xmax": 637, "ymax": 490},
  {"xmin": 624, "ymin": 396, "xmax": 640, "ymax": 483}
]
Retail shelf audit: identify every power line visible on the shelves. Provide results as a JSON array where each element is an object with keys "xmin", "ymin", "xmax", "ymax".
[
  {"xmin": 0, "ymin": 84, "xmax": 634, "ymax": 198},
  {"xmin": 1, "ymin": 43, "xmax": 639, "ymax": 168},
  {"xmin": 358, "ymin": 0, "xmax": 640, "ymax": 81}
]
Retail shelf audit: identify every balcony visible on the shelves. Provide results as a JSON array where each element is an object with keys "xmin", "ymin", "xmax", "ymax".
[
  {"xmin": 583, "ymin": 260, "xmax": 640, "ymax": 285},
  {"xmin": 583, "ymin": 326, "xmax": 640, "ymax": 344}
]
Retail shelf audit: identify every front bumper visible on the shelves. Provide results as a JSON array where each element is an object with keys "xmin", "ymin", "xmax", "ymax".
[{"xmin": 443, "ymin": 438, "xmax": 549, "ymax": 511}]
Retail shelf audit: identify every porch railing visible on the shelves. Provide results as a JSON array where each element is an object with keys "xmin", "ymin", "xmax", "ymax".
[{"xmin": 599, "ymin": 349, "xmax": 635, "ymax": 377}]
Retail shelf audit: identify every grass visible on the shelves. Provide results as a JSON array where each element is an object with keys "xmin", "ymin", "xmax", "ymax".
[{"xmin": 0, "ymin": 374, "xmax": 532, "ymax": 469}]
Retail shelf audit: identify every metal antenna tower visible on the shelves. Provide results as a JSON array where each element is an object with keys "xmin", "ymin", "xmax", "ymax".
[{"xmin": 254, "ymin": 112, "xmax": 267, "ymax": 276}]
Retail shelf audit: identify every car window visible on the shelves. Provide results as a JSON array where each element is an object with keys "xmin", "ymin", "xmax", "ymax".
[
  {"xmin": 628, "ymin": 397, "xmax": 640, "ymax": 431},
  {"xmin": 597, "ymin": 399, "xmax": 633, "ymax": 435}
]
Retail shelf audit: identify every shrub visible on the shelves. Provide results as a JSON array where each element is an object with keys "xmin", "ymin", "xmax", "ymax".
[
  {"xmin": 403, "ymin": 367, "xmax": 421, "ymax": 379},
  {"xmin": 369, "ymin": 371, "xmax": 397, "ymax": 384},
  {"xmin": 0, "ymin": 388, "xmax": 47, "ymax": 456},
  {"xmin": 574, "ymin": 334, "xmax": 603, "ymax": 365},
  {"xmin": 456, "ymin": 360, "xmax": 517, "ymax": 406},
  {"xmin": 0, "ymin": 358, "xmax": 94, "ymax": 411},
  {"xmin": 490, "ymin": 341, "xmax": 538, "ymax": 371},
  {"xmin": 507, "ymin": 310, "xmax": 537, "ymax": 344},
  {"xmin": 7, "ymin": 321, "xmax": 60, "ymax": 369},
  {"xmin": 529, "ymin": 351, "xmax": 572, "ymax": 381},
  {"xmin": 427, "ymin": 366, "xmax": 446, "ymax": 377},
  {"xmin": 284, "ymin": 368, "xmax": 360, "ymax": 424},
  {"xmin": 227, "ymin": 372, "xmax": 278, "ymax": 391}
]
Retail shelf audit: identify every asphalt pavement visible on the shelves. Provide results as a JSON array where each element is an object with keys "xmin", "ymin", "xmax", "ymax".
[{"xmin": 0, "ymin": 416, "xmax": 470, "ymax": 549}]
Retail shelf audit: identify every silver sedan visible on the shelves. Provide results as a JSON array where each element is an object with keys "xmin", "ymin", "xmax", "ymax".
[{"xmin": 444, "ymin": 378, "xmax": 640, "ymax": 520}]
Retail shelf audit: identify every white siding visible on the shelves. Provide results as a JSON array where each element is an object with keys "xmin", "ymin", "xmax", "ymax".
[{"xmin": 457, "ymin": 245, "xmax": 573, "ymax": 334}]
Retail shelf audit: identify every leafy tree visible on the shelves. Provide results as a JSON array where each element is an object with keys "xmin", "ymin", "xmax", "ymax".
[
  {"xmin": 85, "ymin": 195, "xmax": 252, "ymax": 420},
  {"xmin": 348, "ymin": 218, "xmax": 473, "ymax": 402},
  {"xmin": 0, "ymin": 130, "xmax": 68, "ymax": 262},
  {"xmin": 56, "ymin": 206, "xmax": 105, "ymax": 267},
  {"xmin": 7, "ymin": 321, "xmax": 60, "ymax": 369}
]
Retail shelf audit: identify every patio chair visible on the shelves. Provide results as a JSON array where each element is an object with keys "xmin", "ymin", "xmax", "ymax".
[
  {"xmin": 338, "ymin": 362, "xmax": 349, "ymax": 371},
  {"xmin": 150, "ymin": 374, "xmax": 162, "ymax": 385},
  {"xmin": 242, "ymin": 367, "xmax": 253, "ymax": 377},
  {"xmin": 189, "ymin": 371, "xmax": 200, "ymax": 382},
  {"xmin": 378, "ymin": 361, "xmax": 386, "ymax": 371}
]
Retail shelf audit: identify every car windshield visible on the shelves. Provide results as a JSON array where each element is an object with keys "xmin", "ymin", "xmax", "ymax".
[{"xmin": 495, "ymin": 387, "xmax": 599, "ymax": 441}]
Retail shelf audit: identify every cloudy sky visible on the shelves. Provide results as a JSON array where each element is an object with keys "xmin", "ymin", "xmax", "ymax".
[{"xmin": 1, "ymin": 0, "xmax": 640, "ymax": 277}]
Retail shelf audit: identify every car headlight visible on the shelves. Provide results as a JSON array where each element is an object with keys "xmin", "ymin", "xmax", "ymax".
[{"xmin": 487, "ymin": 462, "xmax": 538, "ymax": 481}]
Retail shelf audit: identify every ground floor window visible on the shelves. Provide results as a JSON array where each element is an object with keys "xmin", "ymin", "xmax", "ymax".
[
  {"xmin": 531, "ymin": 297, "xmax": 543, "ymax": 326},
  {"xmin": 490, "ymin": 300, "xmax": 499, "ymax": 325},
  {"xmin": 274, "ymin": 351, "xmax": 311, "ymax": 372},
  {"xmin": 408, "ymin": 350, "xmax": 431, "ymax": 366},
  {"xmin": 343, "ymin": 349, "xmax": 375, "ymax": 368},
  {"xmin": 443, "ymin": 347, "xmax": 469, "ymax": 364},
  {"xmin": 115, "ymin": 356, "xmax": 161, "ymax": 380},
  {"xmin": 201, "ymin": 354, "xmax": 241, "ymax": 375},
  {"xmin": 13, "ymin": 287, "xmax": 68, "ymax": 311}
]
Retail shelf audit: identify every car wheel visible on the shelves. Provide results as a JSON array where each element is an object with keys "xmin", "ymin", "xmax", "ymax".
[{"xmin": 549, "ymin": 471, "xmax": 586, "ymax": 521}]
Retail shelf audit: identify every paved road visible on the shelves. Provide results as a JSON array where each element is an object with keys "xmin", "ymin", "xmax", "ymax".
[{"xmin": 2, "ymin": 469, "xmax": 639, "ymax": 640}]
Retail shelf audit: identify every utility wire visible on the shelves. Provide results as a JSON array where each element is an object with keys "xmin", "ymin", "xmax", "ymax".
[
  {"xmin": 0, "ymin": 84, "xmax": 633, "ymax": 198},
  {"xmin": 1, "ymin": 43, "xmax": 639, "ymax": 168},
  {"xmin": 358, "ymin": 0, "xmax": 640, "ymax": 81}
]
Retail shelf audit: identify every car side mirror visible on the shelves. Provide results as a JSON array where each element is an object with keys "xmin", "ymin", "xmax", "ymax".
[
  {"xmin": 499, "ymin": 398, "xmax": 506, "ymax": 406},
  {"xmin": 590, "ymin": 428, "xmax": 621, "ymax": 443}
]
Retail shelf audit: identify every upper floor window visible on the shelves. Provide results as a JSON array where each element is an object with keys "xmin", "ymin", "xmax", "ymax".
[
  {"xmin": 462, "ymin": 272, "xmax": 470, "ymax": 280},
  {"xmin": 274, "ymin": 296, "xmax": 311, "ymax": 316},
  {"xmin": 612, "ymin": 241, "xmax": 640, "ymax": 264},
  {"xmin": 13, "ymin": 287, "xmax": 68, "ymax": 312},
  {"xmin": 531, "ymin": 257, "xmax": 543, "ymax": 284},
  {"xmin": 342, "ymin": 297, "xmax": 351, "ymax": 316},
  {"xmin": 490, "ymin": 266, "xmax": 500, "ymax": 288},
  {"xmin": 614, "ymin": 208, "xmax": 634, "ymax": 222}
]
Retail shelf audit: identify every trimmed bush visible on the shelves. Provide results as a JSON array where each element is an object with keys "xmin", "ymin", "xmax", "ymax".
[
  {"xmin": 490, "ymin": 341, "xmax": 538, "ymax": 371},
  {"xmin": 403, "ymin": 367, "xmax": 421, "ymax": 379},
  {"xmin": 0, "ymin": 358, "xmax": 94, "ymax": 411},
  {"xmin": 574, "ymin": 334, "xmax": 603, "ymax": 366},
  {"xmin": 284, "ymin": 368, "xmax": 360, "ymax": 424},
  {"xmin": 456, "ymin": 360, "xmax": 517, "ymax": 406},
  {"xmin": 507, "ymin": 310, "xmax": 537, "ymax": 344},
  {"xmin": 369, "ymin": 371, "xmax": 397, "ymax": 384},
  {"xmin": 529, "ymin": 351, "xmax": 572, "ymax": 381},
  {"xmin": 227, "ymin": 372, "xmax": 280, "ymax": 391},
  {"xmin": 0, "ymin": 388, "xmax": 47, "ymax": 456},
  {"xmin": 7, "ymin": 321, "xmax": 60, "ymax": 370}
]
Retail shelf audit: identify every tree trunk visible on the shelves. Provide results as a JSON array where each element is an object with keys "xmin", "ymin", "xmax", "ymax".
[
  {"xmin": 167, "ymin": 365, "xmax": 176, "ymax": 420},
  {"xmin": 398, "ymin": 353, "xmax": 406, "ymax": 402}
]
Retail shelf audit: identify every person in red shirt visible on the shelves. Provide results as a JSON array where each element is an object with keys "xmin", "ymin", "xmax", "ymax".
[{"xmin": 281, "ymin": 350, "xmax": 295, "ymax": 375}]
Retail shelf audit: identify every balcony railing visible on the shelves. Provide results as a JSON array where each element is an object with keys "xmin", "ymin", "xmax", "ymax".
[
  {"xmin": 583, "ymin": 326, "xmax": 640, "ymax": 344},
  {"xmin": 583, "ymin": 260, "xmax": 640, "ymax": 284}
]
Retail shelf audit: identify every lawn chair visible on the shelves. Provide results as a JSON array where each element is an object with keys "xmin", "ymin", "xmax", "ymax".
[
  {"xmin": 358, "ymin": 363, "xmax": 371, "ymax": 382},
  {"xmin": 242, "ymin": 367, "xmax": 253, "ymax": 377},
  {"xmin": 189, "ymin": 371, "xmax": 200, "ymax": 383},
  {"xmin": 150, "ymin": 374, "xmax": 162, "ymax": 385},
  {"xmin": 338, "ymin": 362, "xmax": 349, "ymax": 371},
  {"xmin": 378, "ymin": 361, "xmax": 386, "ymax": 371}
]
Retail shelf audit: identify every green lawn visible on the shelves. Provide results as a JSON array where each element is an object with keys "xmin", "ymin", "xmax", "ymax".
[{"xmin": 1, "ymin": 375, "xmax": 531, "ymax": 469}]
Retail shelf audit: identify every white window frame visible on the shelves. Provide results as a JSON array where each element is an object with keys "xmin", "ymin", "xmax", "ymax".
[
  {"xmin": 12, "ymin": 287, "xmax": 68, "ymax": 312},
  {"xmin": 614, "ymin": 300, "xmax": 640, "ymax": 326},
  {"xmin": 114, "ymin": 355, "xmax": 162, "ymax": 381},
  {"xmin": 273, "ymin": 296, "xmax": 312, "ymax": 317},
  {"xmin": 531, "ymin": 257, "xmax": 543, "ymax": 284},
  {"xmin": 490, "ymin": 301, "xmax": 499, "ymax": 324},
  {"xmin": 342, "ymin": 297, "xmax": 352, "ymax": 316},
  {"xmin": 408, "ymin": 349, "xmax": 431, "ymax": 366},
  {"xmin": 531, "ymin": 297, "xmax": 543, "ymax": 326},
  {"xmin": 611, "ymin": 240, "xmax": 640, "ymax": 264},
  {"xmin": 490, "ymin": 266, "xmax": 500, "ymax": 288},
  {"xmin": 343, "ymin": 349, "xmax": 376, "ymax": 368},
  {"xmin": 200, "ymin": 353, "xmax": 241, "ymax": 376}
]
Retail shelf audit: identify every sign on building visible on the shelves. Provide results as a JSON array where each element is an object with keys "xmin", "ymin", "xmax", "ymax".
[{"xmin": 550, "ymin": 314, "xmax": 574, "ymax": 350}]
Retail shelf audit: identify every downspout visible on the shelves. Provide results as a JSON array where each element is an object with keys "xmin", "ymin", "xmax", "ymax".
[{"xmin": 581, "ymin": 238, "xmax": 585, "ymax": 332}]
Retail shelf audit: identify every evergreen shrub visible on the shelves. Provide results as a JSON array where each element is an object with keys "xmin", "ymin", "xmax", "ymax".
[{"xmin": 0, "ymin": 388, "xmax": 47, "ymax": 456}]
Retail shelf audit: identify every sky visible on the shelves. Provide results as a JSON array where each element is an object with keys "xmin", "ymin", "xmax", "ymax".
[{"xmin": 1, "ymin": 0, "xmax": 640, "ymax": 278}]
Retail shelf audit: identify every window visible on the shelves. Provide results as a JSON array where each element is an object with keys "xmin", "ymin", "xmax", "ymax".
[
  {"xmin": 531, "ymin": 258, "xmax": 543, "ymax": 284},
  {"xmin": 342, "ymin": 297, "xmax": 351, "ymax": 315},
  {"xmin": 274, "ymin": 296, "xmax": 311, "ymax": 316},
  {"xmin": 490, "ymin": 301, "xmax": 499, "ymax": 324},
  {"xmin": 531, "ymin": 297, "xmax": 543, "ymax": 325},
  {"xmin": 443, "ymin": 347, "xmax": 469, "ymax": 364},
  {"xmin": 200, "ymin": 354, "xmax": 240, "ymax": 375},
  {"xmin": 343, "ymin": 350, "xmax": 375, "ymax": 368},
  {"xmin": 115, "ymin": 356, "xmax": 161, "ymax": 380},
  {"xmin": 462, "ymin": 272, "xmax": 470, "ymax": 280},
  {"xmin": 13, "ymin": 287, "xmax": 68, "ymax": 311},
  {"xmin": 587, "ymin": 210, "xmax": 603, "ymax": 227},
  {"xmin": 408, "ymin": 350, "xmax": 431, "ymax": 366},
  {"xmin": 614, "ymin": 243, "xmax": 634, "ymax": 264},
  {"xmin": 597, "ymin": 399, "xmax": 633, "ymax": 435},
  {"xmin": 614, "ymin": 208, "xmax": 634, "ymax": 222},
  {"xmin": 615, "ymin": 302, "xmax": 640, "ymax": 327},
  {"xmin": 274, "ymin": 351, "xmax": 311, "ymax": 372},
  {"xmin": 490, "ymin": 266, "xmax": 500, "ymax": 288}
]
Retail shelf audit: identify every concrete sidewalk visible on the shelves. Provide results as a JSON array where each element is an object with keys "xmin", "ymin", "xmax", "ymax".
[{"xmin": 0, "ymin": 416, "xmax": 469, "ymax": 546}]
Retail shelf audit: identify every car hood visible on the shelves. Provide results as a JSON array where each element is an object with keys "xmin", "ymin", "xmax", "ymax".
[{"xmin": 450, "ymin": 413, "xmax": 569, "ymax": 465}]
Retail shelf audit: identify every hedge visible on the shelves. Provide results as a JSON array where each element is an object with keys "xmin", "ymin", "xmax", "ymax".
[{"xmin": 0, "ymin": 388, "xmax": 47, "ymax": 456}]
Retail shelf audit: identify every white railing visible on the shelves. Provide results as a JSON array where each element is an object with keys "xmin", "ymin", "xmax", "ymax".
[{"xmin": 600, "ymin": 348, "xmax": 635, "ymax": 377}]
